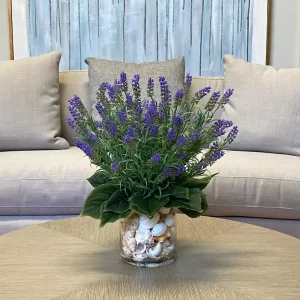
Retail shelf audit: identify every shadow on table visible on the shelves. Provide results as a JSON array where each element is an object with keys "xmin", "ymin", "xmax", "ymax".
[{"xmin": 65, "ymin": 240, "xmax": 254, "ymax": 288}]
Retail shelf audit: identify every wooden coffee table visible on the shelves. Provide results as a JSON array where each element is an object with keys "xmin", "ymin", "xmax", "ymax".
[{"xmin": 0, "ymin": 215, "xmax": 299, "ymax": 300}]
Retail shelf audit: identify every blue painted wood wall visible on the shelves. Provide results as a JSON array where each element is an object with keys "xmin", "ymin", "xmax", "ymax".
[{"xmin": 28, "ymin": 0, "xmax": 253, "ymax": 75}]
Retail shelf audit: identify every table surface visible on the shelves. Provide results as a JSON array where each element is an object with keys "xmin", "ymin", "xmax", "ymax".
[{"xmin": 0, "ymin": 215, "xmax": 299, "ymax": 300}]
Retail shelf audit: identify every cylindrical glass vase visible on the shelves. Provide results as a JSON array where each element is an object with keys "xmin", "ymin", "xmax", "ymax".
[{"xmin": 120, "ymin": 208, "xmax": 176, "ymax": 267}]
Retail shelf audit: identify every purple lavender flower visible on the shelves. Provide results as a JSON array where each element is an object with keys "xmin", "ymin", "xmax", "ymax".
[
  {"xmin": 191, "ymin": 132, "xmax": 201, "ymax": 143},
  {"xmin": 147, "ymin": 77, "xmax": 155, "ymax": 98},
  {"xmin": 210, "ymin": 141, "xmax": 219, "ymax": 150},
  {"xmin": 227, "ymin": 126, "xmax": 239, "ymax": 144},
  {"xmin": 159, "ymin": 76, "xmax": 171, "ymax": 104},
  {"xmin": 163, "ymin": 168, "xmax": 173, "ymax": 177},
  {"xmin": 149, "ymin": 125, "xmax": 159, "ymax": 136},
  {"xmin": 174, "ymin": 89, "xmax": 185, "ymax": 102},
  {"xmin": 95, "ymin": 102, "xmax": 106, "ymax": 116},
  {"xmin": 136, "ymin": 104, "xmax": 143, "ymax": 116},
  {"xmin": 66, "ymin": 118, "xmax": 76, "ymax": 129},
  {"xmin": 106, "ymin": 83, "xmax": 117, "ymax": 102},
  {"xmin": 127, "ymin": 126, "xmax": 135, "ymax": 137},
  {"xmin": 195, "ymin": 86, "xmax": 211, "ymax": 102},
  {"xmin": 87, "ymin": 132, "xmax": 97, "ymax": 143},
  {"xmin": 150, "ymin": 154, "xmax": 161, "ymax": 164},
  {"xmin": 68, "ymin": 95, "xmax": 83, "ymax": 122},
  {"xmin": 94, "ymin": 121, "xmax": 103, "ymax": 128},
  {"xmin": 205, "ymin": 91, "xmax": 221, "ymax": 111},
  {"xmin": 143, "ymin": 113, "xmax": 152, "ymax": 126},
  {"xmin": 175, "ymin": 135, "xmax": 187, "ymax": 148},
  {"xmin": 117, "ymin": 108, "xmax": 127, "ymax": 123},
  {"xmin": 207, "ymin": 150, "xmax": 225, "ymax": 164},
  {"xmin": 174, "ymin": 165, "xmax": 186, "ymax": 176},
  {"xmin": 109, "ymin": 122, "xmax": 117, "ymax": 137},
  {"xmin": 166, "ymin": 128, "xmax": 177, "ymax": 142},
  {"xmin": 173, "ymin": 115, "xmax": 183, "ymax": 127},
  {"xmin": 126, "ymin": 93, "xmax": 133, "ymax": 107},
  {"xmin": 120, "ymin": 71, "xmax": 128, "ymax": 92},
  {"xmin": 75, "ymin": 140, "xmax": 93, "ymax": 157},
  {"xmin": 185, "ymin": 73, "xmax": 192, "ymax": 88},
  {"xmin": 178, "ymin": 152, "xmax": 187, "ymax": 160},
  {"xmin": 146, "ymin": 101, "xmax": 159, "ymax": 118},
  {"xmin": 123, "ymin": 135, "xmax": 133, "ymax": 143},
  {"xmin": 132, "ymin": 74, "xmax": 141, "ymax": 102},
  {"xmin": 111, "ymin": 161, "xmax": 119, "ymax": 172},
  {"xmin": 199, "ymin": 161, "xmax": 208, "ymax": 169},
  {"xmin": 213, "ymin": 120, "xmax": 233, "ymax": 137},
  {"xmin": 220, "ymin": 88, "xmax": 234, "ymax": 106}
]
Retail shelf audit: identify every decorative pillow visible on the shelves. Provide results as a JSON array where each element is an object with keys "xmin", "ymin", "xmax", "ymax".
[
  {"xmin": 0, "ymin": 52, "xmax": 69, "ymax": 151},
  {"xmin": 85, "ymin": 57, "xmax": 185, "ymax": 116},
  {"xmin": 222, "ymin": 55, "xmax": 300, "ymax": 156}
]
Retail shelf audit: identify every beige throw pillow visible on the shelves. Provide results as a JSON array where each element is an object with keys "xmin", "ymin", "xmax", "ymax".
[
  {"xmin": 85, "ymin": 57, "xmax": 185, "ymax": 117},
  {"xmin": 0, "ymin": 52, "xmax": 69, "ymax": 151},
  {"xmin": 222, "ymin": 55, "xmax": 300, "ymax": 156}
]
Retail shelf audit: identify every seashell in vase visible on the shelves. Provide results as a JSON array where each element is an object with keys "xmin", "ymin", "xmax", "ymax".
[
  {"xmin": 153, "ymin": 227, "xmax": 171, "ymax": 242},
  {"xmin": 123, "ymin": 215, "xmax": 140, "ymax": 231},
  {"xmin": 124, "ymin": 236, "xmax": 136, "ymax": 252},
  {"xmin": 164, "ymin": 214, "xmax": 175, "ymax": 227},
  {"xmin": 159, "ymin": 207, "xmax": 171, "ymax": 215},
  {"xmin": 139, "ymin": 213, "xmax": 160, "ymax": 230},
  {"xmin": 135, "ymin": 228, "xmax": 152, "ymax": 244},
  {"xmin": 147, "ymin": 242, "xmax": 162, "ymax": 259},
  {"xmin": 135, "ymin": 243, "xmax": 147, "ymax": 254},
  {"xmin": 124, "ymin": 230, "xmax": 135, "ymax": 238},
  {"xmin": 152, "ymin": 222, "xmax": 167, "ymax": 236}
]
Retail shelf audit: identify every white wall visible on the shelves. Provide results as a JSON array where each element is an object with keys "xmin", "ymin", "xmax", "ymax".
[
  {"xmin": 0, "ymin": 0, "xmax": 299, "ymax": 67},
  {"xmin": 270, "ymin": 0, "xmax": 300, "ymax": 68},
  {"xmin": 0, "ymin": 0, "xmax": 10, "ymax": 60}
]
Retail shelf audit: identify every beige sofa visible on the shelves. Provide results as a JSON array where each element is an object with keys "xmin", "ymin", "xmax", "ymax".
[{"xmin": 1, "ymin": 71, "xmax": 299, "ymax": 237}]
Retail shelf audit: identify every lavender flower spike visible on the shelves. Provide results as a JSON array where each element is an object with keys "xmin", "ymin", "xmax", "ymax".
[
  {"xmin": 184, "ymin": 73, "xmax": 192, "ymax": 88},
  {"xmin": 166, "ymin": 128, "xmax": 177, "ymax": 142},
  {"xmin": 75, "ymin": 140, "xmax": 93, "ymax": 157},
  {"xmin": 175, "ymin": 135, "xmax": 187, "ymax": 148},
  {"xmin": 111, "ymin": 161, "xmax": 119, "ymax": 172},
  {"xmin": 120, "ymin": 71, "xmax": 128, "ymax": 92},
  {"xmin": 174, "ymin": 89, "xmax": 184, "ymax": 102},
  {"xmin": 147, "ymin": 77, "xmax": 155, "ymax": 98},
  {"xmin": 227, "ymin": 126, "xmax": 239, "ymax": 144},
  {"xmin": 150, "ymin": 154, "xmax": 161, "ymax": 164},
  {"xmin": 220, "ymin": 88, "xmax": 234, "ymax": 107}
]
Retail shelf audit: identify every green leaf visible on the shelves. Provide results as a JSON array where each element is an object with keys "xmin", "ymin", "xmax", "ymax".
[
  {"xmin": 102, "ymin": 190, "xmax": 130, "ymax": 213},
  {"xmin": 129, "ymin": 193, "xmax": 169, "ymax": 218},
  {"xmin": 154, "ymin": 186, "xmax": 189, "ymax": 200},
  {"xmin": 80, "ymin": 184, "xmax": 119, "ymax": 219},
  {"xmin": 166, "ymin": 188, "xmax": 204, "ymax": 217},
  {"xmin": 179, "ymin": 174, "xmax": 218, "ymax": 190},
  {"xmin": 87, "ymin": 171, "xmax": 108, "ymax": 188},
  {"xmin": 100, "ymin": 209, "xmax": 132, "ymax": 227},
  {"xmin": 170, "ymin": 186, "xmax": 190, "ymax": 200},
  {"xmin": 129, "ymin": 193, "xmax": 148, "ymax": 214}
]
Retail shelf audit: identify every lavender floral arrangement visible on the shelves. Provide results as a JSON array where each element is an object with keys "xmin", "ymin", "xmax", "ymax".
[{"xmin": 67, "ymin": 73, "xmax": 238, "ymax": 227}]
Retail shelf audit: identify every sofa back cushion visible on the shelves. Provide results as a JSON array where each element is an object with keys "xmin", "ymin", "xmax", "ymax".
[
  {"xmin": 222, "ymin": 55, "xmax": 300, "ymax": 156},
  {"xmin": 59, "ymin": 71, "xmax": 225, "ymax": 145},
  {"xmin": 0, "ymin": 52, "xmax": 69, "ymax": 150}
]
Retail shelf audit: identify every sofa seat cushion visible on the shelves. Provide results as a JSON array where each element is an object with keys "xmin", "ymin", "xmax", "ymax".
[
  {"xmin": 0, "ymin": 147, "xmax": 95, "ymax": 215},
  {"xmin": 205, "ymin": 151, "xmax": 300, "ymax": 219}
]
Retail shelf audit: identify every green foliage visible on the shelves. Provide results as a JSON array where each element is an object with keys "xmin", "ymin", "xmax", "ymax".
[
  {"xmin": 69, "ymin": 74, "xmax": 237, "ymax": 226},
  {"xmin": 87, "ymin": 171, "xmax": 108, "ymax": 188},
  {"xmin": 80, "ymin": 184, "xmax": 119, "ymax": 219}
]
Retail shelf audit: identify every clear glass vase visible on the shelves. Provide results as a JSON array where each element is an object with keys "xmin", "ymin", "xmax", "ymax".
[{"xmin": 120, "ymin": 208, "xmax": 176, "ymax": 267}]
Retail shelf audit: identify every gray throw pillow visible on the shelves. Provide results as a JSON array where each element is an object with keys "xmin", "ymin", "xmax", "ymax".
[
  {"xmin": 85, "ymin": 57, "xmax": 185, "ymax": 117},
  {"xmin": 0, "ymin": 52, "xmax": 69, "ymax": 151},
  {"xmin": 222, "ymin": 55, "xmax": 300, "ymax": 156}
]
